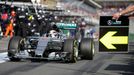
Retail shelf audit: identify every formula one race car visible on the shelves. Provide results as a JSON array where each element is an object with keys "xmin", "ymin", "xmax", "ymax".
[
  {"xmin": 7, "ymin": 5, "xmax": 95, "ymax": 63},
  {"xmin": 8, "ymin": 23, "xmax": 95, "ymax": 63}
]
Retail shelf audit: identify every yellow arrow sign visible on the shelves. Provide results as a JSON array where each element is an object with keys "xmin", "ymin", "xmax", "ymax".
[{"xmin": 100, "ymin": 31, "xmax": 128, "ymax": 49}]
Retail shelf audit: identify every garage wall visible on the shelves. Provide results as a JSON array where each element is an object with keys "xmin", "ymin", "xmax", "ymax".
[{"xmin": 41, "ymin": 0, "xmax": 57, "ymax": 9}]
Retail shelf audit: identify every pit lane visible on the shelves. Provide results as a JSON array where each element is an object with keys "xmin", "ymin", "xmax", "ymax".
[{"xmin": 0, "ymin": 38, "xmax": 134, "ymax": 75}]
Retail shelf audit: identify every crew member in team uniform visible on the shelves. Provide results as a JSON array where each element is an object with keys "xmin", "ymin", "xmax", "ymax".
[{"xmin": 4, "ymin": 10, "xmax": 16, "ymax": 38}]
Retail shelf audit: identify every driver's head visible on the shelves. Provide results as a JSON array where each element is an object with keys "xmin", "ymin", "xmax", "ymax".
[{"xmin": 49, "ymin": 30, "xmax": 58, "ymax": 38}]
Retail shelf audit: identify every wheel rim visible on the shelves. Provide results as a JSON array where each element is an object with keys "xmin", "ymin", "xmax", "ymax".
[
  {"xmin": 74, "ymin": 47, "xmax": 78, "ymax": 59},
  {"xmin": 19, "ymin": 39, "xmax": 25, "ymax": 51},
  {"xmin": 92, "ymin": 43, "xmax": 95, "ymax": 56},
  {"xmin": 73, "ymin": 41, "xmax": 78, "ymax": 62}
]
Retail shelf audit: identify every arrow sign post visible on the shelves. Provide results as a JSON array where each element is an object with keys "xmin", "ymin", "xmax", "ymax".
[
  {"xmin": 100, "ymin": 31, "xmax": 128, "ymax": 49},
  {"xmin": 99, "ymin": 16, "xmax": 129, "ymax": 52}
]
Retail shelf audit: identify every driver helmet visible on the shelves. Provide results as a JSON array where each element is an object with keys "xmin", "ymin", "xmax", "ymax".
[{"xmin": 49, "ymin": 30, "xmax": 58, "ymax": 38}]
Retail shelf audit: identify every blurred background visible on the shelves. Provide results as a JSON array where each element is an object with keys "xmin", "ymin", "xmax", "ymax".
[{"xmin": 0, "ymin": 0, "xmax": 134, "ymax": 41}]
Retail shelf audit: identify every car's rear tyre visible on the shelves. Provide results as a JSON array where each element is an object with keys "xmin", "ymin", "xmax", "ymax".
[
  {"xmin": 63, "ymin": 39, "xmax": 78, "ymax": 63},
  {"xmin": 80, "ymin": 38, "xmax": 94, "ymax": 60},
  {"xmin": 8, "ymin": 36, "xmax": 24, "ymax": 61}
]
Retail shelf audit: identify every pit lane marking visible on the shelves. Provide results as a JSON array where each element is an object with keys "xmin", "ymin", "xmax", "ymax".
[{"xmin": 0, "ymin": 52, "xmax": 9, "ymax": 63}]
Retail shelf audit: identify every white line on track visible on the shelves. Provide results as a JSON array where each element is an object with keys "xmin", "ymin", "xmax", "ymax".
[{"xmin": 0, "ymin": 52, "xmax": 9, "ymax": 63}]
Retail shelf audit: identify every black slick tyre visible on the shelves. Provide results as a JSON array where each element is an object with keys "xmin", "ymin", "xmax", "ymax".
[
  {"xmin": 8, "ymin": 36, "xmax": 24, "ymax": 61},
  {"xmin": 80, "ymin": 38, "xmax": 94, "ymax": 60}
]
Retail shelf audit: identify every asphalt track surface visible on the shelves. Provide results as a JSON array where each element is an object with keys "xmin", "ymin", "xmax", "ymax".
[{"xmin": 0, "ymin": 37, "xmax": 134, "ymax": 75}]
